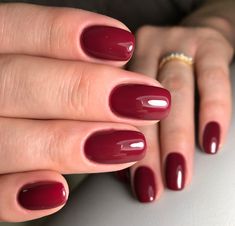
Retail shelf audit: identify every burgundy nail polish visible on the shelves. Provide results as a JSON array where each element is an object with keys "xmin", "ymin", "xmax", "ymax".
[
  {"xmin": 84, "ymin": 130, "xmax": 146, "ymax": 164},
  {"xmin": 81, "ymin": 26, "xmax": 135, "ymax": 61},
  {"xmin": 134, "ymin": 167, "xmax": 156, "ymax": 203},
  {"xmin": 165, "ymin": 153, "xmax": 186, "ymax": 191},
  {"xmin": 202, "ymin": 121, "xmax": 220, "ymax": 154},
  {"xmin": 18, "ymin": 182, "xmax": 67, "ymax": 210},
  {"xmin": 110, "ymin": 84, "xmax": 171, "ymax": 120},
  {"xmin": 115, "ymin": 168, "xmax": 130, "ymax": 184}
]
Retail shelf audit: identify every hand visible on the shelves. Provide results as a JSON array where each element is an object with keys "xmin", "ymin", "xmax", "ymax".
[
  {"xmin": 120, "ymin": 25, "xmax": 234, "ymax": 202},
  {"xmin": 0, "ymin": 4, "xmax": 171, "ymax": 222}
]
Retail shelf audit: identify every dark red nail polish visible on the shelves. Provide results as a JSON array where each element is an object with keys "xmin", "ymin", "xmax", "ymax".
[
  {"xmin": 18, "ymin": 182, "xmax": 67, "ymax": 210},
  {"xmin": 85, "ymin": 130, "xmax": 146, "ymax": 164},
  {"xmin": 110, "ymin": 84, "xmax": 171, "ymax": 120},
  {"xmin": 81, "ymin": 26, "xmax": 135, "ymax": 61},
  {"xmin": 165, "ymin": 153, "xmax": 186, "ymax": 191},
  {"xmin": 202, "ymin": 121, "xmax": 220, "ymax": 154},
  {"xmin": 134, "ymin": 167, "xmax": 156, "ymax": 203},
  {"xmin": 115, "ymin": 168, "xmax": 130, "ymax": 184}
]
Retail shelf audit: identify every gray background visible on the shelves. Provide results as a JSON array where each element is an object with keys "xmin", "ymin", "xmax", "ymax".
[{"xmin": 44, "ymin": 63, "xmax": 235, "ymax": 226}]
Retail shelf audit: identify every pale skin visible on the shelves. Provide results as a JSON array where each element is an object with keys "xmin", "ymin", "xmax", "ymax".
[
  {"xmin": 0, "ymin": 3, "xmax": 167, "ymax": 222},
  {"xmin": 0, "ymin": 0, "xmax": 235, "ymax": 223},
  {"xmin": 128, "ymin": 0, "xmax": 235, "ymax": 201}
]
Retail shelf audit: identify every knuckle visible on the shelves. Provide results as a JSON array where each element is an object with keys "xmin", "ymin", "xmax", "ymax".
[
  {"xmin": 160, "ymin": 73, "xmax": 190, "ymax": 94},
  {"xmin": 42, "ymin": 9, "xmax": 77, "ymax": 56},
  {"xmin": 166, "ymin": 130, "xmax": 193, "ymax": 148},
  {"xmin": 62, "ymin": 65, "xmax": 90, "ymax": 117},
  {"xmin": 0, "ymin": 56, "xmax": 20, "ymax": 111},
  {"xmin": 199, "ymin": 67, "xmax": 229, "ymax": 83},
  {"xmin": 44, "ymin": 123, "xmax": 77, "ymax": 171},
  {"xmin": 201, "ymin": 99, "xmax": 230, "ymax": 112},
  {"xmin": 134, "ymin": 25, "xmax": 159, "ymax": 56},
  {"xmin": 135, "ymin": 25, "xmax": 155, "ymax": 38}
]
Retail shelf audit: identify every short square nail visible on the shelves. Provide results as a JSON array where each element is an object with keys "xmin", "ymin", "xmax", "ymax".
[
  {"xmin": 134, "ymin": 166, "xmax": 156, "ymax": 202},
  {"xmin": 18, "ymin": 182, "xmax": 67, "ymax": 210},
  {"xmin": 110, "ymin": 84, "xmax": 171, "ymax": 120},
  {"xmin": 202, "ymin": 121, "xmax": 220, "ymax": 154},
  {"xmin": 81, "ymin": 26, "xmax": 135, "ymax": 61},
  {"xmin": 165, "ymin": 153, "xmax": 186, "ymax": 191},
  {"xmin": 84, "ymin": 130, "xmax": 146, "ymax": 164}
]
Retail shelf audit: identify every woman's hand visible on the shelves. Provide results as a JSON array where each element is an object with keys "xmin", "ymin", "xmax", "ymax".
[
  {"xmin": 0, "ymin": 3, "xmax": 171, "ymax": 222},
  {"xmin": 122, "ymin": 25, "xmax": 234, "ymax": 202}
]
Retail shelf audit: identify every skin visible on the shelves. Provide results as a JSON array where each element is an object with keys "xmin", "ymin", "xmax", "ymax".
[
  {"xmin": 0, "ymin": 3, "xmax": 166, "ymax": 222},
  {"xmin": 129, "ymin": 0, "xmax": 235, "ymax": 200},
  {"xmin": 1, "ymin": 0, "xmax": 235, "ymax": 222}
]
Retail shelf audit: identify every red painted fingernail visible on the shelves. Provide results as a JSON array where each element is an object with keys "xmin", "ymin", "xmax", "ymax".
[
  {"xmin": 81, "ymin": 26, "xmax": 135, "ymax": 61},
  {"xmin": 110, "ymin": 84, "xmax": 171, "ymax": 120},
  {"xmin": 115, "ymin": 168, "xmax": 130, "ymax": 184},
  {"xmin": 134, "ymin": 167, "xmax": 156, "ymax": 203},
  {"xmin": 165, "ymin": 153, "xmax": 186, "ymax": 191},
  {"xmin": 202, "ymin": 121, "xmax": 220, "ymax": 154},
  {"xmin": 85, "ymin": 130, "xmax": 146, "ymax": 164},
  {"xmin": 18, "ymin": 182, "xmax": 67, "ymax": 210}
]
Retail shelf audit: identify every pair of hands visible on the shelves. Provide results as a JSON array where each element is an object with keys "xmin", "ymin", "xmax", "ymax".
[{"xmin": 0, "ymin": 2, "xmax": 233, "ymax": 223}]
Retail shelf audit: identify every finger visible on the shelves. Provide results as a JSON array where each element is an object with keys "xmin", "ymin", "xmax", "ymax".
[
  {"xmin": 0, "ymin": 118, "xmax": 146, "ymax": 174},
  {"xmin": 128, "ymin": 30, "xmax": 164, "ymax": 202},
  {"xmin": 196, "ymin": 37, "xmax": 234, "ymax": 154},
  {"xmin": 0, "ymin": 3, "xmax": 134, "ymax": 65},
  {"xmin": 130, "ymin": 125, "xmax": 164, "ymax": 202},
  {"xmin": 0, "ymin": 171, "xmax": 68, "ymax": 222},
  {"xmin": 158, "ymin": 60, "xmax": 195, "ymax": 191},
  {"xmin": 0, "ymin": 55, "xmax": 170, "ymax": 125}
]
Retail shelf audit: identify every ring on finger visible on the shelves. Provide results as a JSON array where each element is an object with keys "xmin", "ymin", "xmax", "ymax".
[{"xmin": 159, "ymin": 52, "xmax": 194, "ymax": 69}]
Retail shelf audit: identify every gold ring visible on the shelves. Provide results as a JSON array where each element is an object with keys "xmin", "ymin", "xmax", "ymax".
[{"xmin": 159, "ymin": 52, "xmax": 194, "ymax": 69}]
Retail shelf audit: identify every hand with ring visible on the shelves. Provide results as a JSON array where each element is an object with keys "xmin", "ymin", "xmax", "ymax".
[{"xmin": 117, "ymin": 10, "xmax": 235, "ymax": 202}]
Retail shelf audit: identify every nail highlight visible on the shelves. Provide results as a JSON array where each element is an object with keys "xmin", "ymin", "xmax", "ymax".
[
  {"xmin": 165, "ymin": 153, "xmax": 186, "ymax": 191},
  {"xmin": 134, "ymin": 167, "xmax": 156, "ymax": 202},
  {"xmin": 18, "ymin": 182, "xmax": 67, "ymax": 210},
  {"xmin": 202, "ymin": 121, "xmax": 220, "ymax": 154},
  {"xmin": 81, "ymin": 26, "xmax": 135, "ymax": 61},
  {"xmin": 84, "ymin": 130, "xmax": 146, "ymax": 164},
  {"xmin": 110, "ymin": 84, "xmax": 171, "ymax": 120}
]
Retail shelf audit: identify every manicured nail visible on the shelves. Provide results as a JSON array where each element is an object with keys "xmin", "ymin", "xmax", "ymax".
[
  {"xmin": 18, "ymin": 182, "xmax": 67, "ymax": 210},
  {"xmin": 115, "ymin": 168, "xmax": 130, "ymax": 184},
  {"xmin": 202, "ymin": 121, "xmax": 220, "ymax": 154},
  {"xmin": 165, "ymin": 153, "xmax": 186, "ymax": 191},
  {"xmin": 134, "ymin": 167, "xmax": 156, "ymax": 202},
  {"xmin": 110, "ymin": 84, "xmax": 171, "ymax": 120},
  {"xmin": 85, "ymin": 130, "xmax": 146, "ymax": 164},
  {"xmin": 81, "ymin": 26, "xmax": 135, "ymax": 61}
]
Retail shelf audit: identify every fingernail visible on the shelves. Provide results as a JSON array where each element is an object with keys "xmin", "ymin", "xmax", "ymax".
[
  {"xmin": 81, "ymin": 26, "xmax": 135, "ymax": 61},
  {"xmin": 165, "ymin": 153, "xmax": 186, "ymax": 191},
  {"xmin": 18, "ymin": 182, "xmax": 67, "ymax": 210},
  {"xmin": 202, "ymin": 121, "xmax": 220, "ymax": 154},
  {"xmin": 85, "ymin": 130, "xmax": 146, "ymax": 164},
  {"xmin": 134, "ymin": 167, "xmax": 156, "ymax": 203},
  {"xmin": 115, "ymin": 168, "xmax": 130, "ymax": 184},
  {"xmin": 110, "ymin": 84, "xmax": 171, "ymax": 120}
]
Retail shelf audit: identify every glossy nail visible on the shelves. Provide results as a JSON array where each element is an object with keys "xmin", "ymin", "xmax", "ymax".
[
  {"xmin": 85, "ymin": 130, "xmax": 146, "ymax": 164},
  {"xmin": 202, "ymin": 121, "xmax": 220, "ymax": 154},
  {"xmin": 115, "ymin": 168, "xmax": 130, "ymax": 184},
  {"xmin": 134, "ymin": 167, "xmax": 156, "ymax": 202},
  {"xmin": 165, "ymin": 153, "xmax": 186, "ymax": 191},
  {"xmin": 81, "ymin": 26, "xmax": 135, "ymax": 61},
  {"xmin": 110, "ymin": 84, "xmax": 171, "ymax": 120},
  {"xmin": 18, "ymin": 182, "xmax": 67, "ymax": 210}
]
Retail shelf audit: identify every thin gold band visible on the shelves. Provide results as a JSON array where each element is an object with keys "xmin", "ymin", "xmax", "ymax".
[{"xmin": 159, "ymin": 53, "xmax": 194, "ymax": 69}]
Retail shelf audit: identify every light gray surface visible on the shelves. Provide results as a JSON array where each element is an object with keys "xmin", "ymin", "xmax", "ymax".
[{"xmin": 44, "ymin": 63, "xmax": 235, "ymax": 226}]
